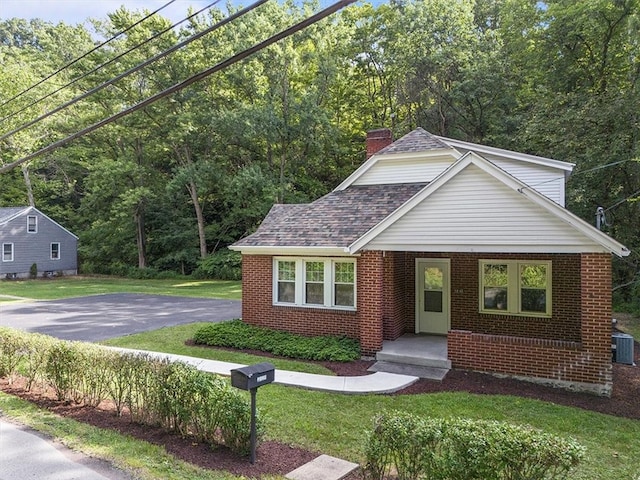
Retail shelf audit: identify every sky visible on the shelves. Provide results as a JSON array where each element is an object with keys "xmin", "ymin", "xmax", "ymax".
[{"xmin": 0, "ymin": 1, "xmax": 217, "ymax": 27}]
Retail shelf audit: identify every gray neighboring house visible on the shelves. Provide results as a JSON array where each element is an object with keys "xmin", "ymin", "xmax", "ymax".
[{"xmin": 0, "ymin": 206, "xmax": 78, "ymax": 278}]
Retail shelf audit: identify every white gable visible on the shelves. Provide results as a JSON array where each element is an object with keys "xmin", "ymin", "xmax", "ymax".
[
  {"xmin": 338, "ymin": 130, "xmax": 573, "ymax": 205},
  {"xmin": 350, "ymin": 153, "xmax": 629, "ymax": 257},
  {"xmin": 348, "ymin": 151, "xmax": 456, "ymax": 186}
]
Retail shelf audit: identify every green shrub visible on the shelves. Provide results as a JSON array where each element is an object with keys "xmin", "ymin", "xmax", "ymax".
[
  {"xmin": 193, "ymin": 320, "xmax": 361, "ymax": 362},
  {"xmin": 0, "ymin": 329, "xmax": 257, "ymax": 455},
  {"xmin": 0, "ymin": 327, "xmax": 28, "ymax": 382},
  {"xmin": 192, "ymin": 249, "xmax": 242, "ymax": 280},
  {"xmin": 45, "ymin": 341, "xmax": 82, "ymax": 402},
  {"xmin": 364, "ymin": 411, "xmax": 585, "ymax": 480},
  {"xmin": 29, "ymin": 263, "xmax": 37, "ymax": 279}
]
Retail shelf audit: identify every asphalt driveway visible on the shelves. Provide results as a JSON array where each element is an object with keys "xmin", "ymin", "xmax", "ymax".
[{"xmin": 0, "ymin": 294, "xmax": 241, "ymax": 341}]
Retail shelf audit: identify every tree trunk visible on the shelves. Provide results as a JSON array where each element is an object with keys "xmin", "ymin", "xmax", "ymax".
[
  {"xmin": 173, "ymin": 143, "xmax": 208, "ymax": 259},
  {"xmin": 135, "ymin": 203, "xmax": 147, "ymax": 268},
  {"xmin": 186, "ymin": 178, "xmax": 208, "ymax": 259},
  {"xmin": 22, "ymin": 163, "xmax": 35, "ymax": 207},
  {"xmin": 134, "ymin": 138, "xmax": 147, "ymax": 268}
]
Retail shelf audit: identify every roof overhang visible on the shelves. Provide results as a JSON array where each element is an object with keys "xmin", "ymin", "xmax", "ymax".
[
  {"xmin": 347, "ymin": 152, "xmax": 630, "ymax": 258},
  {"xmin": 229, "ymin": 245, "xmax": 355, "ymax": 256},
  {"xmin": 437, "ymin": 135, "xmax": 575, "ymax": 174}
]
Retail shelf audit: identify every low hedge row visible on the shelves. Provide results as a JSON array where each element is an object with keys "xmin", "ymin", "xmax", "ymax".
[
  {"xmin": 193, "ymin": 319, "xmax": 361, "ymax": 362},
  {"xmin": 0, "ymin": 327, "xmax": 257, "ymax": 455},
  {"xmin": 364, "ymin": 411, "xmax": 585, "ymax": 480}
]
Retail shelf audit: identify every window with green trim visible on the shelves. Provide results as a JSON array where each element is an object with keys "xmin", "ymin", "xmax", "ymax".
[{"xmin": 480, "ymin": 260, "xmax": 551, "ymax": 317}]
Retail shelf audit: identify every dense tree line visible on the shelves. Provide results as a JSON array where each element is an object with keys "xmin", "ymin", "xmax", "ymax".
[{"xmin": 0, "ymin": 0, "xmax": 638, "ymax": 303}]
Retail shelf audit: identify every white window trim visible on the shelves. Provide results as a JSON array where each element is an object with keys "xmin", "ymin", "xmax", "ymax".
[
  {"xmin": 2, "ymin": 243, "xmax": 14, "ymax": 262},
  {"xmin": 273, "ymin": 257, "xmax": 357, "ymax": 310},
  {"xmin": 51, "ymin": 242, "xmax": 61, "ymax": 260},
  {"xmin": 27, "ymin": 215, "xmax": 37, "ymax": 233},
  {"xmin": 479, "ymin": 259, "xmax": 552, "ymax": 318}
]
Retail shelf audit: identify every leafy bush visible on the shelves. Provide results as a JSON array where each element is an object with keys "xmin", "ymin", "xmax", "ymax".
[
  {"xmin": 193, "ymin": 320, "xmax": 361, "ymax": 362},
  {"xmin": 0, "ymin": 327, "xmax": 28, "ymax": 382},
  {"xmin": 364, "ymin": 411, "xmax": 585, "ymax": 480},
  {"xmin": 0, "ymin": 328, "xmax": 257, "ymax": 455},
  {"xmin": 192, "ymin": 249, "xmax": 242, "ymax": 280}
]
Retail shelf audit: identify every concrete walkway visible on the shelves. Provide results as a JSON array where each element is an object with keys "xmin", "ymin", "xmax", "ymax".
[
  {"xmin": 0, "ymin": 349, "xmax": 413, "ymax": 480},
  {"xmin": 109, "ymin": 347, "xmax": 421, "ymax": 394}
]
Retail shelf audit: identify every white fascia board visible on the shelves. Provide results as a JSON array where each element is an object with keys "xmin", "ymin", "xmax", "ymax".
[
  {"xmin": 349, "ymin": 152, "xmax": 630, "ymax": 257},
  {"xmin": 369, "ymin": 243, "xmax": 615, "ymax": 254},
  {"xmin": 229, "ymin": 245, "xmax": 353, "ymax": 256},
  {"xmin": 334, "ymin": 148, "xmax": 459, "ymax": 191},
  {"xmin": 437, "ymin": 136, "xmax": 575, "ymax": 173}
]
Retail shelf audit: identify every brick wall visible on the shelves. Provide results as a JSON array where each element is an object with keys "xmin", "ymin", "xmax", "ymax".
[
  {"xmin": 448, "ymin": 253, "xmax": 613, "ymax": 395},
  {"xmin": 382, "ymin": 252, "xmax": 409, "ymax": 340},
  {"xmin": 240, "ymin": 253, "xmax": 386, "ymax": 355},
  {"xmin": 242, "ymin": 251, "xmax": 613, "ymax": 393},
  {"xmin": 400, "ymin": 252, "xmax": 582, "ymax": 342}
]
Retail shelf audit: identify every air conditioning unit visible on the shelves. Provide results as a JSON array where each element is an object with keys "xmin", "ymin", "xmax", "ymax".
[{"xmin": 612, "ymin": 333, "xmax": 635, "ymax": 365}]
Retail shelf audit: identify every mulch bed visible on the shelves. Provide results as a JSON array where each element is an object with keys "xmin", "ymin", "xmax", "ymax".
[{"xmin": 1, "ymin": 340, "xmax": 638, "ymax": 479}]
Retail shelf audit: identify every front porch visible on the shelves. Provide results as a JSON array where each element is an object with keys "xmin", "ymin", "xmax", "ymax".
[{"xmin": 368, "ymin": 334, "xmax": 451, "ymax": 380}]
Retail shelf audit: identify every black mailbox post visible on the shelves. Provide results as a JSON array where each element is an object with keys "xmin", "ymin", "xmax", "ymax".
[
  {"xmin": 231, "ymin": 362, "xmax": 275, "ymax": 391},
  {"xmin": 230, "ymin": 362, "xmax": 275, "ymax": 464}
]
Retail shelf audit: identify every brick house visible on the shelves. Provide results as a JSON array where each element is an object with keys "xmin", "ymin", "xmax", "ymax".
[{"xmin": 231, "ymin": 128, "xmax": 630, "ymax": 395}]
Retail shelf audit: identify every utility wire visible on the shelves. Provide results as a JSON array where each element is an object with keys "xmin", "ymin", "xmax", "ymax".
[
  {"xmin": 0, "ymin": 0, "xmax": 218, "ymax": 128},
  {"xmin": 0, "ymin": 0, "xmax": 178, "ymax": 111},
  {"xmin": 0, "ymin": 0, "xmax": 356, "ymax": 174},
  {"xmin": 604, "ymin": 188, "xmax": 640, "ymax": 212},
  {"xmin": 0, "ymin": 0, "xmax": 223, "ymax": 138}
]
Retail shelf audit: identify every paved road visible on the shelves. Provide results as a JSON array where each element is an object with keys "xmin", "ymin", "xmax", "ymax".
[
  {"xmin": 0, "ymin": 420, "xmax": 132, "ymax": 480},
  {"xmin": 0, "ymin": 293, "xmax": 242, "ymax": 341}
]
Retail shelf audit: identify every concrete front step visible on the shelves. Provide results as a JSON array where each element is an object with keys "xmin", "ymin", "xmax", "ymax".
[
  {"xmin": 375, "ymin": 351, "xmax": 452, "ymax": 369},
  {"xmin": 368, "ymin": 361, "xmax": 450, "ymax": 381}
]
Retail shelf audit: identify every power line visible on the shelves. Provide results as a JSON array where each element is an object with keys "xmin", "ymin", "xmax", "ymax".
[
  {"xmin": 0, "ymin": 0, "xmax": 178, "ymax": 111},
  {"xmin": 604, "ymin": 187, "xmax": 640, "ymax": 212},
  {"xmin": 0, "ymin": 0, "xmax": 223, "ymax": 139},
  {"xmin": 0, "ymin": 0, "xmax": 356, "ymax": 175}
]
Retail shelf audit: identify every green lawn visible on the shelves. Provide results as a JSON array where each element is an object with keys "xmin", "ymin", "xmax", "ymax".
[
  {"xmin": 100, "ymin": 323, "xmax": 334, "ymax": 376},
  {"xmin": 102, "ymin": 325, "xmax": 640, "ymax": 480},
  {"xmin": 0, "ymin": 276, "xmax": 242, "ymax": 300},
  {"xmin": 1, "ymin": 279, "xmax": 639, "ymax": 479}
]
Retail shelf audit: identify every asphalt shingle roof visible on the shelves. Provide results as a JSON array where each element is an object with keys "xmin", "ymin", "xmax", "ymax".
[
  {"xmin": 375, "ymin": 127, "xmax": 451, "ymax": 155},
  {"xmin": 234, "ymin": 183, "xmax": 427, "ymax": 248},
  {"xmin": 0, "ymin": 207, "xmax": 29, "ymax": 224}
]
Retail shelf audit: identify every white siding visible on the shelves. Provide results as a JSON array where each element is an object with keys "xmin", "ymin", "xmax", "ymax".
[
  {"xmin": 365, "ymin": 164, "xmax": 602, "ymax": 253},
  {"xmin": 353, "ymin": 156, "xmax": 454, "ymax": 185},
  {"xmin": 488, "ymin": 156, "xmax": 566, "ymax": 206}
]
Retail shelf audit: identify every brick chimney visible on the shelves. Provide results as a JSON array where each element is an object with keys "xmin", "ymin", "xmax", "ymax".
[{"xmin": 366, "ymin": 128, "xmax": 393, "ymax": 159}]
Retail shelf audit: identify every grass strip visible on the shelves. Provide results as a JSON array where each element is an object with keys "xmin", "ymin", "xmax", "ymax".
[
  {"xmin": 0, "ymin": 277, "xmax": 242, "ymax": 300},
  {"xmin": 0, "ymin": 392, "xmax": 245, "ymax": 480}
]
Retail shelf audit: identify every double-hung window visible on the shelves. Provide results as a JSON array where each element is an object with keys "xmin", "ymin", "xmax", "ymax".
[
  {"xmin": 276, "ymin": 260, "xmax": 296, "ymax": 303},
  {"xmin": 274, "ymin": 257, "xmax": 356, "ymax": 309},
  {"xmin": 480, "ymin": 260, "xmax": 551, "ymax": 317},
  {"xmin": 2, "ymin": 243, "xmax": 14, "ymax": 262},
  {"xmin": 27, "ymin": 215, "xmax": 37, "ymax": 233},
  {"xmin": 51, "ymin": 243, "xmax": 61, "ymax": 260}
]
